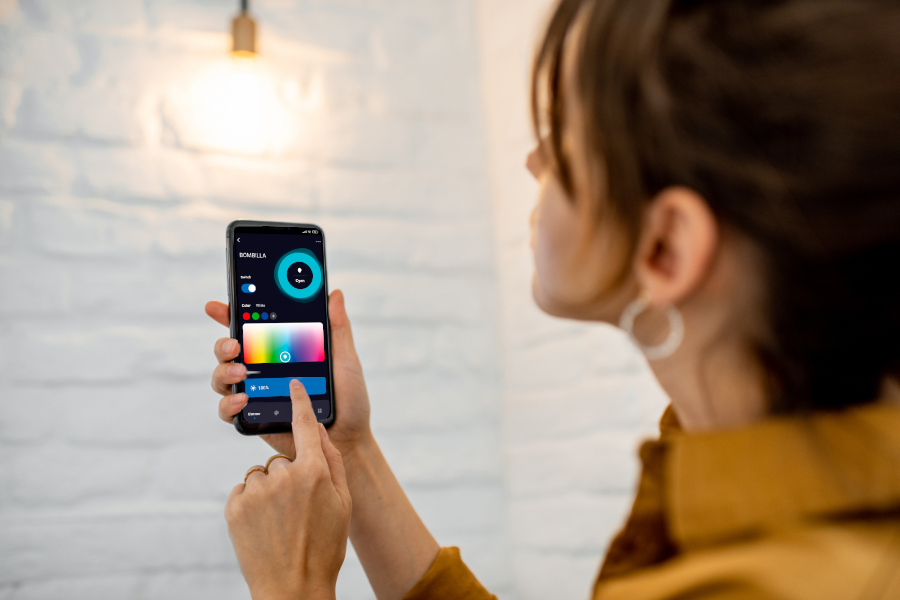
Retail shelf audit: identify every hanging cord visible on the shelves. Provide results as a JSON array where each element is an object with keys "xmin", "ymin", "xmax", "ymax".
[{"xmin": 241, "ymin": 0, "xmax": 249, "ymax": 14}]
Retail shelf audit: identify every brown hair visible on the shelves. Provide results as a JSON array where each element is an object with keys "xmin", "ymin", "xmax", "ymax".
[{"xmin": 532, "ymin": 0, "xmax": 900, "ymax": 413}]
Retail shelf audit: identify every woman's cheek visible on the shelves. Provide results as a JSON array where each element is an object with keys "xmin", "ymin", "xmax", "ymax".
[
  {"xmin": 531, "ymin": 199, "xmax": 569, "ymax": 301},
  {"xmin": 532, "ymin": 221, "xmax": 581, "ymax": 317}
]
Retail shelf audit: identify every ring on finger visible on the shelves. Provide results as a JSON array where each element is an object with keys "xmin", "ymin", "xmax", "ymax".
[
  {"xmin": 244, "ymin": 466, "xmax": 267, "ymax": 484},
  {"xmin": 265, "ymin": 454, "xmax": 294, "ymax": 470}
]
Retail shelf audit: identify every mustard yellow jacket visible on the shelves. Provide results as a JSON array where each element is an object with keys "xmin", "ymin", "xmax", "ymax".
[{"xmin": 404, "ymin": 403, "xmax": 900, "ymax": 599}]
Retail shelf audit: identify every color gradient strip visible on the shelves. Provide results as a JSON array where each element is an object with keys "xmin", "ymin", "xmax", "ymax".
[{"xmin": 242, "ymin": 322, "xmax": 325, "ymax": 364}]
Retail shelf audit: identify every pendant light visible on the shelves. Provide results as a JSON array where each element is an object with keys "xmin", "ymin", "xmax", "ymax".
[{"xmin": 232, "ymin": 0, "xmax": 257, "ymax": 58}]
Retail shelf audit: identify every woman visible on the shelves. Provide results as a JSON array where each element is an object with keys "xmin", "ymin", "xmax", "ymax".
[{"xmin": 205, "ymin": 0, "xmax": 900, "ymax": 598}]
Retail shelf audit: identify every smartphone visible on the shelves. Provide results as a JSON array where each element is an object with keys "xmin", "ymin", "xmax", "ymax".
[{"xmin": 226, "ymin": 220, "xmax": 335, "ymax": 434}]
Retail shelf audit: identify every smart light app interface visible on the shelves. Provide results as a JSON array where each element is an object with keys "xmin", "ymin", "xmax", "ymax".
[{"xmin": 234, "ymin": 229, "xmax": 331, "ymax": 424}]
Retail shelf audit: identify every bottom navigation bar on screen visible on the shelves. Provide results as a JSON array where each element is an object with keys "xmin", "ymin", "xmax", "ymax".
[{"xmin": 243, "ymin": 400, "xmax": 332, "ymax": 423}]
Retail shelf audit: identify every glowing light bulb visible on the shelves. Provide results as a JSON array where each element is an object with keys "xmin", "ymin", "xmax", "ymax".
[
  {"xmin": 159, "ymin": 2, "xmax": 320, "ymax": 157},
  {"xmin": 163, "ymin": 56, "xmax": 296, "ymax": 156}
]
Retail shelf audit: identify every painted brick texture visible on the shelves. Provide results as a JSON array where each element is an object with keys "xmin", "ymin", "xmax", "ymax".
[
  {"xmin": 0, "ymin": 1, "xmax": 505, "ymax": 598},
  {"xmin": 0, "ymin": 0, "xmax": 669, "ymax": 598}
]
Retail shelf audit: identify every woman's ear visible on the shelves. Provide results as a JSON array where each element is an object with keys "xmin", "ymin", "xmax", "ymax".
[{"xmin": 634, "ymin": 187, "xmax": 719, "ymax": 306}]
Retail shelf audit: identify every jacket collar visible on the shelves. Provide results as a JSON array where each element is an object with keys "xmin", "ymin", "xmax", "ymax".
[{"xmin": 664, "ymin": 403, "xmax": 900, "ymax": 549}]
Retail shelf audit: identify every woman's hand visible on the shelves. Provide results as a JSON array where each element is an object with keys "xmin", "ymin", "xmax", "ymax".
[
  {"xmin": 211, "ymin": 290, "xmax": 441, "ymax": 600},
  {"xmin": 226, "ymin": 380, "xmax": 352, "ymax": 600},
  {"xmin": 206, "ymin": 289, "xmax": 373, "ymax": 460}
]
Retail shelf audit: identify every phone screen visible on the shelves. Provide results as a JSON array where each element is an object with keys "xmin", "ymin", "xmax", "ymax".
[{"xmin": 230, "ymin": 225, "xmax": 333, "ymax": 425}]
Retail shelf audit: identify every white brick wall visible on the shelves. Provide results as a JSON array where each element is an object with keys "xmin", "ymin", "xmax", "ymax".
[
  {"xmin": 0, "ymin": 1, "xmax": 505, "ymax": 598},
  {"xmin": 0, "ymin": 0, "xmax": 668, "ymax": 598}
]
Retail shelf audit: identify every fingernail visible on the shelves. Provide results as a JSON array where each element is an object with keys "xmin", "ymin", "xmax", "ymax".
[
  {"xmin": 229, "ymin": 364, "xmax": 245, "ymax": 378},
  {"xmin": 224, "ymin": 340, "xmax": 237, "ymax": 354},
  {"xmin": 290, "ymin": 379, "xmax": 300, "ymax": 388}
]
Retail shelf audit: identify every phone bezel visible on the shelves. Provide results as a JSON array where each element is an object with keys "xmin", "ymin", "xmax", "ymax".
[{"xmin": 226, "ymin": 220, "xmax": 336, "ymax": 435}]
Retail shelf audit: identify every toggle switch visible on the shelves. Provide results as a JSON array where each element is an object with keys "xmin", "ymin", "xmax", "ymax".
[{"xmin": 241, "ymin": 283, "xmax": 257, "ymax": 293}]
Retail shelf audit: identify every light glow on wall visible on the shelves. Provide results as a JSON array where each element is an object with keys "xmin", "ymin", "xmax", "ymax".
[{"xmin": 164, "ymin": 55, "xmax": 302, "ymax": 156}]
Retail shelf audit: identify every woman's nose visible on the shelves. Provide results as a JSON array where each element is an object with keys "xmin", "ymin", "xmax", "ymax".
[{"xmin": 526, "ymin": 146, "xmax": 544, "ymax": 180}]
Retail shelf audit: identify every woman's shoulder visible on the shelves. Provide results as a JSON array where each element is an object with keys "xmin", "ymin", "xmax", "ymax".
[{"xmin": 594, "ymin": 515, "xmax": 900, "ymax": 600}]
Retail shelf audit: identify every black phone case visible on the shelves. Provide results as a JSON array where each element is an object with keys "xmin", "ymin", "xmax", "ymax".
[{"xmin": 226, "ymin": 220, "xmax": 336, "ymax": 435}]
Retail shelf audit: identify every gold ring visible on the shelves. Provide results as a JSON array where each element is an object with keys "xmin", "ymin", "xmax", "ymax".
[
  {"xmin": 244, "ymin": 466, "xmax": 267, "ymax": 484},
  {"xmin": 265, "ymin": 454, "xmax": 294, "ymax": 470}
]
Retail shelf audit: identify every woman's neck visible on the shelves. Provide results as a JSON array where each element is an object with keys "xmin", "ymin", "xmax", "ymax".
[
  {"xmin": 652, "ymin": 358, "xmax": 767, "ymax": 432},
  {"xmin": 648, "ymin": 302, "xmax": 769, "ymax": 432},
  {"xmin": 656, "ymin": 354, "xmax": 900, "ymax": 432},
  {"xmin": 880, "ymin": 377, "xmax": 900, "ymax": 405}
]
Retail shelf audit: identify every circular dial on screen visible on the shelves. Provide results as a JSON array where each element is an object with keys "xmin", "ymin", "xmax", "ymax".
[{"xmin": 274, "ymin": 248, "xmax": 324, "ymax": 302}]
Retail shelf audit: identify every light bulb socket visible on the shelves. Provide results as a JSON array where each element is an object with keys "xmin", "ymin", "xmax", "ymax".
[{"xmin": 231, "ymin": 13, "xmax": 257, "ymax": 57}]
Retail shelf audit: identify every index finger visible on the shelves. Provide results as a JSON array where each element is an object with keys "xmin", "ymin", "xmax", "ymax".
[
  {"xmin": 205, "ymin": 301, "xmax": 230, "ymax": 327},
  {"xmin": 214, "ymin": 338, "xmax": 241, "ymax": 364},
  {"xmin": 289, "ymin": 380, "xmax": 327, "ymax": 465}
]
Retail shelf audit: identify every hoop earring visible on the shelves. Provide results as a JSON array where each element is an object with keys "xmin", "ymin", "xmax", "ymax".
[{"xmin": 618, "ymin": 296, "xmax": 684, "ymax": 361}]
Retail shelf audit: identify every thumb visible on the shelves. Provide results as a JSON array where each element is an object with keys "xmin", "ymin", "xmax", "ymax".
[
  {"xmin": 289, "ymin": 380, "xmax": 322, "ymax": 461},
  {"xmin": 318, "ymin": 424, "xmax": 351, "ymax": 510},
  {"xmin": 205, "ymin": 301, "xmax": 230, "ymax": 327}
]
